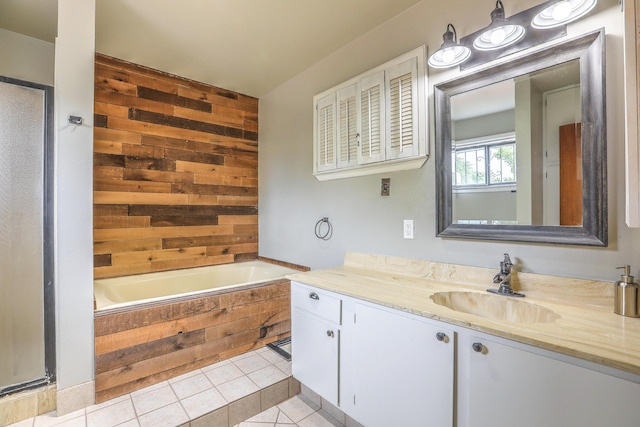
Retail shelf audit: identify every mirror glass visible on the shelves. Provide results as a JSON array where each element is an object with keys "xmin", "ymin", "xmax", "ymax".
[
  {"xmin": 435, "ymin": 30, "xmax": 607, "ymax": 246},
  {"xmin": 450, "ymin": 60, "xmax": 581, "ymax": 226}
]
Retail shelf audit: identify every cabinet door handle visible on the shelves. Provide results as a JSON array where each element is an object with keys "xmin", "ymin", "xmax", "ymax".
[
  {"xmin": 326, "ymin": 330, "xmax": 335, "ymax": 338},
  {"xmin": 472, "ymin": 342, "xmax": 485, "ymax": 353},
  {"xmin": 436, "ymin": 332, "xmax": 448, "ymax": 342},
  {"xmin": 309, "ymin": 292, "xmax": 320, "ymax": 300}
]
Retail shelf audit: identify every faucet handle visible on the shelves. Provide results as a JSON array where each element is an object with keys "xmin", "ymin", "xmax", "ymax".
[
  {"xmin": 500, "ymin": 253, "xmax": 513, "ymax": 274},
  {"xmin": 503, "ymin": 253, "xmax": 512, "ymax": 266}
]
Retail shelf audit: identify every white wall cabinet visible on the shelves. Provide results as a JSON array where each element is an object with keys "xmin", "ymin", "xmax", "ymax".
[
  {"xmin": 312, "ymin": 46, "xmax": 428, "ymax": 181},
  {"xmin": 292, "ymin": 281, "xmax": 640, "ymax": 427}
]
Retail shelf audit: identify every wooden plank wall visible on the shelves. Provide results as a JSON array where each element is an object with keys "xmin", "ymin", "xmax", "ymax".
[
  {"xmin": 94, "ymin": 280, "xmax": 291, "ymax": 403},
  {"xmin": 93, "ymin": 54, "xmax": 259, "ymax": 279}
]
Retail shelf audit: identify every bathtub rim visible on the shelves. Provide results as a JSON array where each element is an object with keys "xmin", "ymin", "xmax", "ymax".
[
  {"xmin": 94, "ymin": 277, "xmax": 291, "ymax": 317},
  {"xmin": 94, "ymin": 259, "xmax": 305, "ymax": 315}
]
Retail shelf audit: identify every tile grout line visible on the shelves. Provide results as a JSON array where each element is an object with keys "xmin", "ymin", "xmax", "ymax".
[
  {"xmin": 128, "ymin": 394, "xmax": 140, "ymax": 425},
  {"xmin": 167, "ymin": 374, "xmax": 190, "ymax": 423},
  {"xmin": 167, "ymin": 380, "xmax": 185, "ymax": 424}
]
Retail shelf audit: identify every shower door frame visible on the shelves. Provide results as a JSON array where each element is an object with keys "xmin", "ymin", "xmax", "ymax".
[{"xmin": 0, "ymin": 76, "xmax": 56, "ymax": 396}]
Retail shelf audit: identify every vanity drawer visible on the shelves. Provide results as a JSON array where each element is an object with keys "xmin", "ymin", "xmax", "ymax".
[{"xmin": 291, "ymin": 282, "xmax": 342, "ymax": 325}]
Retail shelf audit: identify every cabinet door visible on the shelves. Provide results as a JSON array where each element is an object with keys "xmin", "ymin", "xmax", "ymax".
[
  {"xmin": 358, "ymin": 71, "xmax": 385, "ymax": 165},
  {"xmin": 314, "ymin": 93, "xmax": 337, "ymax": 172},
  {"xmin": 345, "ymin": 303, "xmax": 454, "ymax": 427},
  {"xmin": 337, "ymin": 84, "xmax": 358, "ymax": 169},
  {"xmin": 386, "ymin": 56, "xmax": 419, "ymax": 160},
  {"xmin": 291, "ymin": 307, "xmax": 339, "ymax": 406},
  {"xmin": 458, "ymin": 333, "xmax": 640, "ymax": 427}
]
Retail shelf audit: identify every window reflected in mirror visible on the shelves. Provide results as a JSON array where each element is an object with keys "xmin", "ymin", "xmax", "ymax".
[{"xmin": 450, "ymin": 60, "xmax": 581, "ymax": 227}]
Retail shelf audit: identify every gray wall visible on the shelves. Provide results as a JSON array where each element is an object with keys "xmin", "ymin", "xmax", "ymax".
[
  {"xmin": 0, "ymin": 28, "xmax": 54, "ymax": 85},
  {"xmin": 453, "ymin": 191, "xmax": 517, "ymax": 223},
  {"xmin": 54, "ymin": 0, "xmax": 96, "ymax": 398},
  {"xmin": 453, "ymin": 110, "xmax": 515, "ymax": 141},
  {"xmin": 258, "ymin": 0, "xmax": 636, "ymax": 281},
  {"xmin": 1, "ymin": 3, "xmax": 96, "ymax": 408}
]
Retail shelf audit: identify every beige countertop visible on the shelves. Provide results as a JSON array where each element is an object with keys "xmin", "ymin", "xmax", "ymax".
[{"xmin": 287, "ymin": 253, "xmax": 640, "ymax": 377}]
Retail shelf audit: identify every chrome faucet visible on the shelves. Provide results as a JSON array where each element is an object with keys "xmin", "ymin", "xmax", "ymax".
[{"xmin": 488, "ymin": 253, "xmax": 524, "ymax": 297}]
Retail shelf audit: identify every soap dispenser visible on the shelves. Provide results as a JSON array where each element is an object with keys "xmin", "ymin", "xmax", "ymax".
[{"xmin": 614, "ymin": 265, "xmax": 640, "ymax": 317}]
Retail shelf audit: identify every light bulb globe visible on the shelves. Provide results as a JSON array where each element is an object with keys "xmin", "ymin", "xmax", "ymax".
[
  {"xmin": 490, "ymin": 28, "xmax": 507, "ymax": 45},
  {"xmin": 441, "ymin": 48, "xmax": 457, "ymax": 64},
  {"xmin": 532, "ymin": 0, "xmax": 598, "ymax": 29},
  {"xmin": 551, "ymin": 1, "xmax": 572, "ymax": 21}
]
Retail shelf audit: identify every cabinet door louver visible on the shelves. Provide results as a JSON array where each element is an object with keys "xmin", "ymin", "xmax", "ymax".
[
  {"xmin": 358, "ymin": 72, "xmax": 385, "ymax": 164},
  {"xmin": 338, "ymin": 85, "xmax": 358, "ymax": 168},
  {"xmin": 387, "ymin": 57, "xmax": 418, "ymax": 160},
  {"xmin": 316, "ymin": 93, "xmax": 336, "ymax": 172}
]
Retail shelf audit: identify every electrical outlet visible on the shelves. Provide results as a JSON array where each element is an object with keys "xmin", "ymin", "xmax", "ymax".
[
  {"xmin": 403, "ymin": 220, "xmax": 414, "ymax": 239},
  {"xmin": 381, "ymin": 178, "xmax": 390, "ymax": 196}
]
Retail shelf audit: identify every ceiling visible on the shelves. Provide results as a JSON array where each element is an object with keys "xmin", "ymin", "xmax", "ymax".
[
  {"xmin": 0, "ymin": 0, "xmax": 423, "ymax": 97},
  {"xmin": 0, "ymin": 0, "xmax": 57, "ymax": 42}
]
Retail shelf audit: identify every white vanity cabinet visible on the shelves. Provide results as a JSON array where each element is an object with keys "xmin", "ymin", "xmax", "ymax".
[
  {"xmin": 457, "ymin": 330, "xmax": 640, "ymax": 427},
  {"xmin": 291, "ymin": 281, "xmax": 454, "ymax": 426},
  {"xmin": 292, "ymin": 280, "xmax": 640, "ymax": 426},
  {"xmin": 340, "ymin": 300, "xmax": 454, "ymax": 427},
  {"xmin": 290, "ymin": 282, "xmax": 342, "ymax": 406}
]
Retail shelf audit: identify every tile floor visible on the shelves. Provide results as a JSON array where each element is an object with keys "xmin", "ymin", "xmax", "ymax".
[
  {"xmin": 235, "ymin": 396, "xmax": 342, "ymax": 427},
  {"xmin": 7, "ymin": 347, "xmax": 341, "ymax": 427}
]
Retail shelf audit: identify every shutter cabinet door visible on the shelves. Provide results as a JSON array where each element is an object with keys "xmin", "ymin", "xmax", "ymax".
[
  {"xmin": 386, "ymin": 57, "xmax": 418, "ymax": 160},
  {"xmin": 337, "ymin": 85, "xmax": 358, "ymax": 168},
  {"xmin": 315, "ymin": 93, "xmax": 337, "ymax": 172},
  {"xmin": 358, "ymin": 71, "xmax": 385, "ymax": 165}
]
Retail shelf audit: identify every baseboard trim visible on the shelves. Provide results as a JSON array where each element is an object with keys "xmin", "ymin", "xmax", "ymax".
[{"xmin": 56, "ymin": 380, "xmax": 95, "ymax": 416}]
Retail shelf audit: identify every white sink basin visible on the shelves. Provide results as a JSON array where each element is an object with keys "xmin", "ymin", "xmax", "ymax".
[{"xmin": 430, "ymin": 291, "xmax": 560, "ymax": 324}]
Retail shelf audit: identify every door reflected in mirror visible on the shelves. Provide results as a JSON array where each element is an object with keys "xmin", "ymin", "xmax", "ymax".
[{"xmin": 450, "ymin": 60, "xmax": 582, "ymax": 227}]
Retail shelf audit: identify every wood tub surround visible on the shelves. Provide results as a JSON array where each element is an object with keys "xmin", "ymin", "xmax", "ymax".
[
  {"xmin": 93, "ymin": 53, "xmax": 259, "ymax": 279},
  {"xmin": 94, "ymin": 280, "xmax": 291, "ymax": 403}
]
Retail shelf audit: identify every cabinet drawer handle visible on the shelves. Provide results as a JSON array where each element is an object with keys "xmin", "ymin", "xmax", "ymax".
[
  {"xmin": 436, "ymin": 332, "xmax": 448, "ymax": 342},
  {"xmin": 472, "ymin": 342, "xmax": 485, "ymax": 353},
  {"xmin": 326, "ymin": 330, "xmax": 335, "ymax": 338},
  {"xmin": 309, "ymin": 292, "xmax": 320, "ymax": 300}
]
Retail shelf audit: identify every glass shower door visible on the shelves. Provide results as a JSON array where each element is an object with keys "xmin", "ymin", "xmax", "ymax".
[{"xmin": 0, "ymin": 77, "xmax": 54, "ymax": 395}]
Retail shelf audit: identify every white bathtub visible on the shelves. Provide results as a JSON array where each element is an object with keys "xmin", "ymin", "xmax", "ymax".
[{"xmin": 94, "ymin": 260, "xmax": 300, "ymax": 311}]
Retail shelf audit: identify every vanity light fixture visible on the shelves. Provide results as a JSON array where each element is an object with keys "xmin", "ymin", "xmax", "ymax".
[
  {"xmin": 531, "ymin": 0, "xmax": 597, "ymax": 29},
  {"xmin": 427, "ymin": 0, "xmax": 593, "ymax": 70},
  {"xmin": 473, "ymin": 1, "xmax": 526, "ymax": 51},
  {"xmin": 428, "ymin": 24, "xmax": 472, "ymax": 68}
]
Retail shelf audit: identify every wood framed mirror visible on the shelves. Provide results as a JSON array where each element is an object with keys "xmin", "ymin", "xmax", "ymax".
[{"xmin": 435, "ymin": 29, "xmax": 606, "ymax": 246}]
